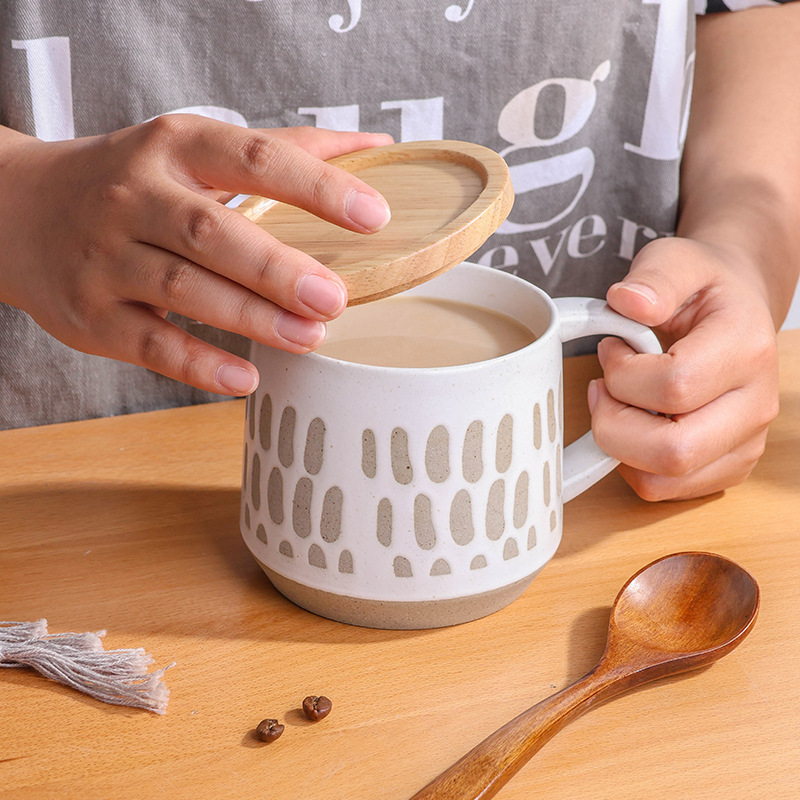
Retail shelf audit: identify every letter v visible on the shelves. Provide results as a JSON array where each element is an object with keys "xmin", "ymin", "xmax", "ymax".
[{"xmin": 528, "ymin": 227, "xmax": 569, "ymax": 276}]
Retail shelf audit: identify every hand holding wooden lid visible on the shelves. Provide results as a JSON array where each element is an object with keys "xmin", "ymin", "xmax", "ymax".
[{"xmin": 236, "ymin": 140, "xmax": 514, "ymax": 305}]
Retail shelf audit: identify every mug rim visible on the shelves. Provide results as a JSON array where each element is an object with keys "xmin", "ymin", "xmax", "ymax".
[{"xmin": 304, "ymin": 261, "xmax": 560, "ymax": 373}]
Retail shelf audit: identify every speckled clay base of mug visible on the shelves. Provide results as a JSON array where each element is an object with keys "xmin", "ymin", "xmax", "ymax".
[{"xmin": 256, "ymin": 558, "xmax": 542, "ymax": 629}]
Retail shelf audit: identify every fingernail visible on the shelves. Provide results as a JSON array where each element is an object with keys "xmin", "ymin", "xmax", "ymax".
[
  {"xmin": 346, "ymin": 191, "xmax": 391, "ymax": 232},
  {"xmin": 616, "ymin": 282, "xmax": 658, "ymax": 304},
  {"xmin": 216, "ymin": 365, "xmax": 258, "ymax": 395},
  {"xmin": 297, "ymin": 274, "xmax": 346, "ymax": 317},
  {"xmin": 275, "ymin": 312, "xmax": 326, "ymax": 347},
  {"xmin": 587, "ymin": 380, "xmax": 599, "ymax": 413}
]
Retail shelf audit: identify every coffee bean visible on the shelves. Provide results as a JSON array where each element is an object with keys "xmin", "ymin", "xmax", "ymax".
[
  {"xmin": 302, "ymin": 695, "xmax": 332, "ymax": 721},
  {"xmin": 256, "ymin": 718, "xmax": 284, "ymax": 742}
]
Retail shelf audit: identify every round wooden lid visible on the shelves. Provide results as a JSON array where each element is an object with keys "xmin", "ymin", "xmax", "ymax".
[{"xmin": 236, "ymin": 140, "xmax": 514, "ymax": 305}]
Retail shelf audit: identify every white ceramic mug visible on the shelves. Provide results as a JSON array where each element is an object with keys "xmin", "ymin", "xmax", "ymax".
[{"xmin": 240, "ymin": 262, "xmax": 661, "ymax": 628}]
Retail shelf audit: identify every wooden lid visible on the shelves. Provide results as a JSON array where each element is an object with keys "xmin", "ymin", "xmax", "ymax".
[{"xmin": 236, "ymin": 140, "xmax": 513, "ymax": 305}]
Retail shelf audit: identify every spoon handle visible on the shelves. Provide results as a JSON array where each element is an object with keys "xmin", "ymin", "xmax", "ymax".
[{"xmin": 409, "ymin": 663, "xmax": 622, "ymax": 800}]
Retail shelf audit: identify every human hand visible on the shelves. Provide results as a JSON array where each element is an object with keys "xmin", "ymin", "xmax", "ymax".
[
  {"xmin": 0, "ymin": 117, "xmax": 393, "ymax": 395},
  {"xmin": 588, "ymin": 236, "xmax": 780, "ymax": 501}
]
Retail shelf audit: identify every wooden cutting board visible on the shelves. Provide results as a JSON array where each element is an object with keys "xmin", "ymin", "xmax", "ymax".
[{"xmin": 236, "ymin": 140, "xmax": 514, "ymax": 305}]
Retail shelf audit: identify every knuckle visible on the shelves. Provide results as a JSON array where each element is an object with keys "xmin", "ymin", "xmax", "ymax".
[
  {"xmin": 658, "ymin": 426, "xmax": 699, "ymax": 477},
  {"xmin": 135, "ymin": 322, "xmax": 210, "ymax": 387},
  {"xmin": 99, "ymin": 180, "xmax": 134, "ymax": 209},
  {"xmin": 233, "ymin": 293, "xmax": 264, "ymax": 333},
  {"xmin": 741, "ymin": 317, "xmax": 777, "ymax": 361},
  {"xmin": 742, "ymin": 434, "xmax": 768, "ymax": 465},
  {"xmin": 737, "ymin": 459, "xmax": 758, "ymax": 484},
  {"xmin": 65, "ymin": 290, "xmax": 104, "ymax": 334},
  {"xmin": 237, "ymin": 133, "xmax": 283, "ymax": 179},
  {"xmin": 177, "ymin": 343, "xmax": 209, "ymax": 385},
  {"xmin": 630, "ymin": 243, "xmax": 662, "ymax": 274},
  {"xmin": 629, "ymin": 474, "xmax": 670, "ymax": 503},
  {"xmin": 763, "ymin": 395, "xmax": 780, "ymax": 426},
  {"xmin": 145, "ymin": 112, "xmax": 191, "ymax": 143},
  {"xmin": 751, "ymin": 393, "xmax": 780, "ymax": 430},
  {"xmin": 136, "ymin": 324, "xmax": 166, "ymax": 367},
  {"xmin": 749, "ymin": 324, "xmax": 777, "ymax": 361},
  {"xmin": 659, "ymin": 365, "xmax": 697, "ymax": 413},
  {"xmin": 649, "ymin": 235, "xmax": 693, "ymax": 262},
  {"xmin": 307, "ymin": 167, "xmax": 336, "ymax": 211},
  {"xmin": 159, "ymin": 260, "xmax": 195, "ymax": 305},
  {"xmin": 79, "ymin": 236, "xmax": 106, "ymax": 264},
  {"xmin": 183, "ymin": 204, "xmax": 225, "ymax": 253},
  {"xmin": 253, "ymin": 238, "xmax": 286, "ymax": 287},
  {"xmin": 630, "ymin": 236, "xmax": 680, "ymax": 276},
  {"xmin": 62, "ymin": 261, "xmax": 113, "ymax": 329}
]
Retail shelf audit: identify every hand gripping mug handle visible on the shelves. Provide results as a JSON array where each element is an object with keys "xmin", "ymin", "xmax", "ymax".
[{"xmin": 553, "ymin": 297, "xmax": 663, "ymax": 503}]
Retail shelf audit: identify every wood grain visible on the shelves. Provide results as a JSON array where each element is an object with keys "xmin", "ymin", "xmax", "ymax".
[
  {"xmin": 410, "ymin": 553, "xmax": 760, "ymax": 799},
  {"xmin": 1, "ymin": 330, "xmax": 798, "ymax": 800},
  {"xmin": 237, "ymin": 140, "xmax": 514, "ymax": 304}
]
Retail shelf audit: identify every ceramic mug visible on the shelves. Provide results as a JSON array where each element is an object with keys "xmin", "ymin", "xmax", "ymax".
[{"xmin": 240, "ymin": 262, "xmax": 661, "ymax": 628}]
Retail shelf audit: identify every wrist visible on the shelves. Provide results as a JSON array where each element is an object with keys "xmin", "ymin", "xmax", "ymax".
[
  {"xmin": 677, "ymin": 188, "xmax": 800, "ymax": 328},
  {"xmin": 0, "ymin": 129, "xmax": 52, "ymax": 309}
]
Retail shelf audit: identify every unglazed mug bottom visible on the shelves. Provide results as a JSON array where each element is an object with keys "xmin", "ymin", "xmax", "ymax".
[{"xmin": 257, "ymin": 557, "xmax": 541, "ymax": 628}]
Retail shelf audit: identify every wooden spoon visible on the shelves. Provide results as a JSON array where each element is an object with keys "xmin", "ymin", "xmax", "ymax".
[{"xmin": 410, "ymin": 552, "xmax": 759, "ymax": 800}]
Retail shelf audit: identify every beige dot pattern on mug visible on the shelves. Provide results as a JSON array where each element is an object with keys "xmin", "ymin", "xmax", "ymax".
[{"xmin": 243, "ymin": 391, "xmax": 562, "ymax": 581}]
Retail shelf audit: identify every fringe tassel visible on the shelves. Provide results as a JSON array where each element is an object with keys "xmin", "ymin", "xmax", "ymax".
[{"xmin": 0, "ymin": 620, "xmax": 173, "ymax": 714}]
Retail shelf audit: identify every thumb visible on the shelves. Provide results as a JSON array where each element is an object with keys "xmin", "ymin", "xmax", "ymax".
[{"xmin": 606, "ymin": 238, "xmax": 714, "ymax": 327}]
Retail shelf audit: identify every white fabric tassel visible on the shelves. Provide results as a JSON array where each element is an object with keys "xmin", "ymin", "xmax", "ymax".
[{"xmin": 0, "ymin": 620, "xmax": 173, "ymax": 714}]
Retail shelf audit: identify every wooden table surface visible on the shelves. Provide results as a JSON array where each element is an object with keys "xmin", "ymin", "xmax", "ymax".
[{"xmin": 2, "ymin": 331, "xmax": 799, "ymax": 800}]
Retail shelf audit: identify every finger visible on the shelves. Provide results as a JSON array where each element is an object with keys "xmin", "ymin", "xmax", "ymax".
[
  {"xmin": 588, "ymin": 378, "xmax": 775, "ymax": 477},
  {"xmin": 125, "ymin": 243, "xmax": 328, "ymax": 352},
  {"xmin": 605, "ymin": 238, "xmax": 718, "ymax": 329},
  {"xmin": 264, "ymin": 126, "xmax": 394, "ymax": 162},
  {"xmin": 617, "ymin": 445, "xmax": 763, "ymax": 502},
  {"xmin": 202, "ymin": 128, "xmax": 394, "ymax": 206},
  {"xmin": 134, "ymin": 186, "xmax": 347, "ymax": 320},
  {"xmin": 109, "ymin": 302, "xmax": 261, "ymax": 396},
  {"xmin": 154, "ymin": 115, "xmax": 392, "ymax": 233},
  {"xmin": 596, "ymin": 312, "xmax": 778, "ymax": 414}
]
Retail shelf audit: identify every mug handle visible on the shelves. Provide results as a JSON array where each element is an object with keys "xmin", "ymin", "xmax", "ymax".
[{"xmin": 553, "ymin": 297, "xmax": 663, "ymax": 503}]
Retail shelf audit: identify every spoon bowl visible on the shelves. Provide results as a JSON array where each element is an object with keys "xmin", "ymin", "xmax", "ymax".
[
  {"xmin": 411, "ymin": 552, "xmax": 759, "ymax": 800},
  {"xmin": 611, "ymin": 552, "xmax": 759, "ymax": 655}
]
